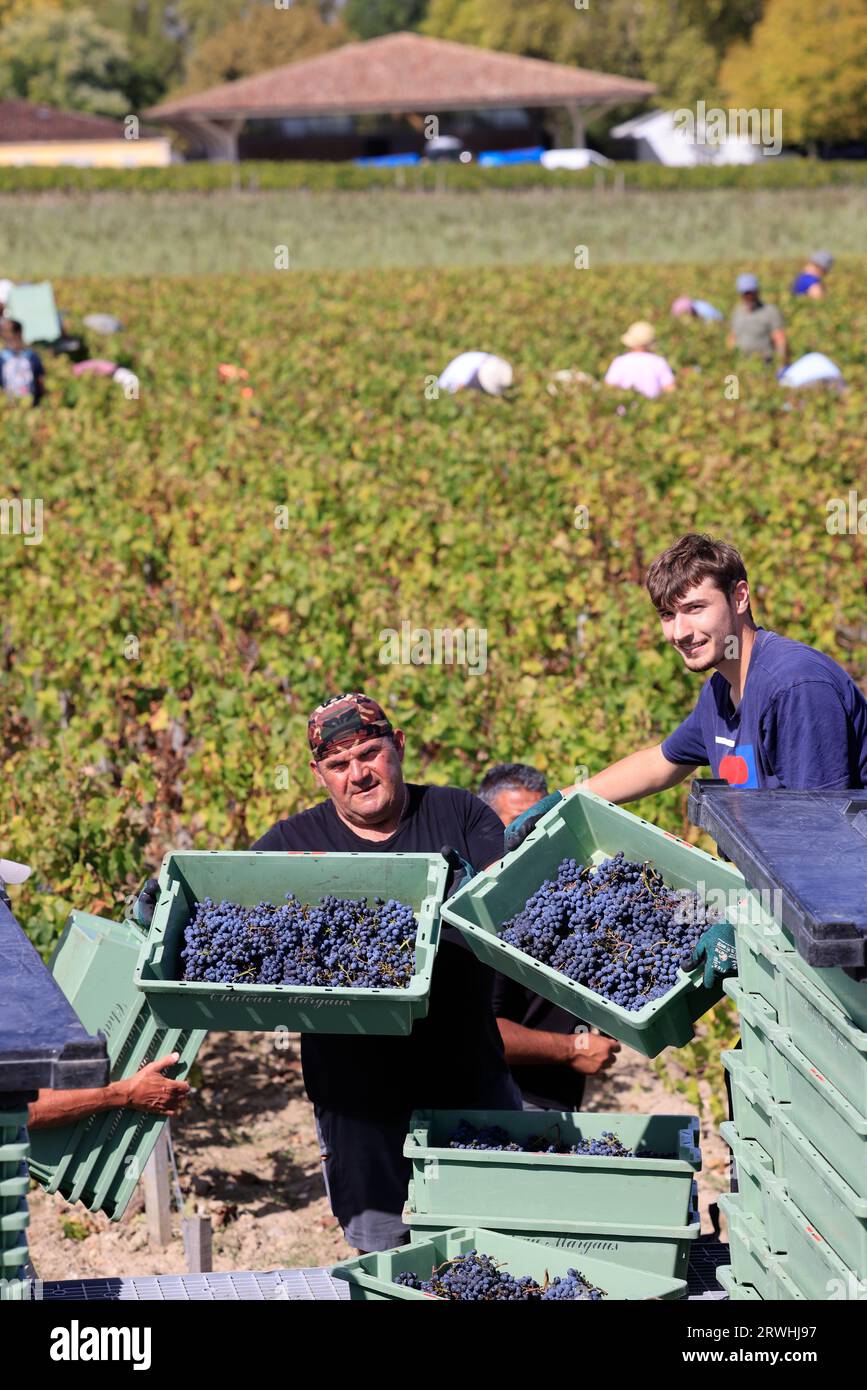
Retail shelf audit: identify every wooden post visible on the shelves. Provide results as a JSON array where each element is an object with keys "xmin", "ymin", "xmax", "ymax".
[
  {"xmin": 143, "ymin": 1124, "xmax": 173, "ymax": 1248},
  {"xmin": 183, "ymin": 1206, "xmax": 213, "ymax": 1273}
]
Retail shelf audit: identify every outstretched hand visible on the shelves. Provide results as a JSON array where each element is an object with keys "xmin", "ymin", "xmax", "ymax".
[{"xmin": 122, "ymin": 1053, "xmax": 191, "ymax": 1115}]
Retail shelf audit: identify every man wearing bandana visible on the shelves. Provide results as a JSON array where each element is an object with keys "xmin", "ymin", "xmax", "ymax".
[{"xmin": 251, "ymin": 693, "xmax": 521, "ymax": 1252}]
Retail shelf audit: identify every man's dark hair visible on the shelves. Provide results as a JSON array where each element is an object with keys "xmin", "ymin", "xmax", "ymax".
[
  {"xmin": 478, "ymin": 763, "xmax": 548, "ymax": 807},
  {"xmin": 2, "ymin": 319, "xmax": 22, "ymax": 335},
  {"xmin": 646, "ymin": 534, "xmax": 750, "ymax": 614}
]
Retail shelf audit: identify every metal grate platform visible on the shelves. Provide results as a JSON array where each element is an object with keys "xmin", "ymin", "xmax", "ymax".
[
  {"xmin": 27, "ymin": 1240, "xmax": 730, "ymax": 1301},
  {"xmin": 686, "ymin": 1237, "xmax": 729, "ymax": 1299},
  {"xmin": 30, "ymin": 1267, "xmax": 351, "ymax": 1302}
]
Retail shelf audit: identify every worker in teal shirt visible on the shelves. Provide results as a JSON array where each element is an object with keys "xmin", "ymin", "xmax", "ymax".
[{"xmin": 507, "ymin": 533, "xmax": 867, "ymax": 982}]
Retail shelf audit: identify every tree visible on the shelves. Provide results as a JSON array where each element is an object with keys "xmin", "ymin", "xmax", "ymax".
[
  {"xmin": 720, "ymin": 0, "xmax": 867, "ymax": 148},
  {"xmin": 87, "ymin": 1, "xmax": 187, "ymax": 108},
  {"xmin": 421, "ymin": 0, "xmax": 762, "ymax": 102},
  {"xmin": 0, "ymin": 6, "xmax": 136, "ymax": 116},
  {"xmin": 344, "ymin": 0, "xmax": 429, "ymax": 42},
  {"xmin": 181, "ymin": 1, "xmax": 348, "ymax": 93}
]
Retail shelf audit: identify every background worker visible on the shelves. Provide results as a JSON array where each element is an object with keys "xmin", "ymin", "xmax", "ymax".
[
  {"xmin": 728, "ymin": 273, "xmax": 788, "ymax": 366},
  {"xmin": 506, "ymin": 533, "xmax": 867, "ymax": 980},
  {"xmin": 250, "ymin": 693, "xmax": 520, "ymax": 1253},
  {"xmin": 791, "ymin": 250, "xmax": 834, "ymax": 299},
  {"xmin": 480, "ymin": 763, "xmax": 620, "ymax": 1111},
  {"xmin": 437, "ymin": 351, "xmax": 513, "ymax": 397},
  {"xmin": 604, "ymin": 321, "xmax": 676, "ymax": 400}
]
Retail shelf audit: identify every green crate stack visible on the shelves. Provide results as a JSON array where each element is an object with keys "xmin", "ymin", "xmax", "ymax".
[
  {"xmin": 720, "ymin": 894, "xmax": 867, "ymax": 1299},
  {"xmin": 27, "ymin": 910, "xmax": 206, "ymax": 1221},
  {"xmin": 440, "ymin": 788, "xmax": 750, "ymax": 1058},
  {"xmin": 332, "ymin": 1226, "xmax": 688, "ymax": 1301},
  {"xmin": 0, "ymin": 1111, "xmax": 30, "ymax": 1301}
]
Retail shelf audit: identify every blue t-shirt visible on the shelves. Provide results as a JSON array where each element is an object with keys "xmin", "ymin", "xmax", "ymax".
[
  {"xmin": 662, "ymin": 628, "xmax": 867, "ymax": 790},
  {"xmin": 791, "ymin": 271, "xmax": 821, "ymax": 296}
]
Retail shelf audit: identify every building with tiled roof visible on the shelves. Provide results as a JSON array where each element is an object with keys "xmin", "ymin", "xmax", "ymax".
[
  {"xmin": 0, "ymin": 100, "xmax": 171, "ymax": 167},
  {"xmin": 147, "ymin": 32, "xmax": 654, "ymax": 161}
]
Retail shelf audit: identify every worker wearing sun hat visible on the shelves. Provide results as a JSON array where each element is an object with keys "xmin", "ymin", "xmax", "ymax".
[
  {"xmin": 603, "ymin": 321, "xmax": 676, "ymax": 400},
  {"xmin": 251, "ymin": 691, "xmax": 520, "ymax": 1253},
  {"xmin": 437, "ymin": 351, "xmax": 513, "ymax": 397},
  {"xmin": 792, "ymin": 250, "xmax": 834, "ymax": 300},
  {"xmin": 729, "ymin": 272, "xmax": 788, "ymax": 365}
]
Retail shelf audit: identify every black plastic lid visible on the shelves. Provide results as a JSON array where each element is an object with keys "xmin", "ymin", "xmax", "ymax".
[
  {"xmin": 688, "ymin": 780, "xmax": 867, "ymax": 971},
  {"xmin": 0, "ymin": 897, "xmax": 109, "ymax": 1096}
]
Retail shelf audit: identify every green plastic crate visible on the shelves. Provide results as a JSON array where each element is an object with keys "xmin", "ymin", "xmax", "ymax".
[
  {"xmin": 722, "ymin": 1053, "xmax": 783, "ymax": 1167},
  {"xmin": 724, "ymin": 979, "xmax": 791, "ymax": 1101},
  {"xmin": 716, "ymin": 1265, "xmax": 762, "ymax": 1300},
  {"xmin": 733, "ymin": 903, "xmax": 789, "ymax": 1015},
  {"xmin": 134, "ymin": 851, "xmax": 448, "ymax": 1034},
  {"xmin": 771, "ymin": 1028, "xmax": 867, "ymax": 1201},
  {"xmin": 404, "ymin": 1109, "xmax": 700, "ymax": 1227},
  {"xmin": 752, "ymin": 1183, "xmax": 866, "ymax": 1302},
  {"xmin": 0, "ymin": 1167, "xmax": 29, "ymax": 1219},
  {"xmin": 778, "ymin": 955, "xmax": 867, "ymax": 1117},
  {"xmin": 719, "ymin": 1122, "xmax": 788, "ymax": 1253},
  {"xmin": 27, "ymin": 909, "xmax": 206, "ymax": 1221},
  {"xmin": 0, "ymin": 1234, "xmax": 28, "ymax": 1275},
  {"xmin": 0, "ymin": 1198, "xmax": 28, "ymax": 1241},
  {"xmin": 721, "ymin": 1197, "xmax": 805, "ymax": 1301},
  {"xmin": 735, "ymin": 909, "xmax": 867, "ymax": 1116},
  {"xmin": 405, "ymin": 1182, "xmax": 701, "ymax": 1280},
  {"xmin": 440, "ymin": 789, "xmax": 749, "ymax": 1058},
  {"xmin": 332, "ymin": 1226, "xmax": 687, "ymax": 1301},
  {"xmin": 773, "ymin": 1106, "xmax": 867, "ymax": 1277}
]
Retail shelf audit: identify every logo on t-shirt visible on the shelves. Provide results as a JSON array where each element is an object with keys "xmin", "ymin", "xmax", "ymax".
[{"xmin": 717, "ymin": 741, "xmax": 759, "ymax": 788}]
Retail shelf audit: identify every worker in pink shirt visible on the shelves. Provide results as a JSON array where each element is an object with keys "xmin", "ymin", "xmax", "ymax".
[{"xmin": 604, "ymin": 321, "xmax": 676, "ymax": 400}]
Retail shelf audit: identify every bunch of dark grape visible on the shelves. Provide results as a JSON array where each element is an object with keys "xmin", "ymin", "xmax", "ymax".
[
  {"xmin": 447, "ymin": 1119, "xmax": 634, "ymax": 1157},
  {"xmin": 180, "ymin": 893, "xmax": 417, "ymax": 989},
  {"xmin": 499, "ymin": 850, "xmax": 717, "ymax": 1012},
  {"xmin": 394, "ymin": 1252, "xmax": 604, "ymax": 1301}
]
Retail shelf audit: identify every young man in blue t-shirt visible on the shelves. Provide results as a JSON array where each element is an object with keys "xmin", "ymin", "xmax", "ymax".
[{"xmin": 507, "ymin": 533, "xmax": 867, "ymax": 976}]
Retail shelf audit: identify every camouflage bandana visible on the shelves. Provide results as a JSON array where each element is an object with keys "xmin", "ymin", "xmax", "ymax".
[{"xmin": 308, "ymin": 692, "xmax": 394, "ymax": 762}]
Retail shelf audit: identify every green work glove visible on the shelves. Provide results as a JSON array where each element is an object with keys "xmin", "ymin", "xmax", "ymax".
[
  {"xmin": 503, "ymin": 791, "xmax": 563, "ymax": 854},
  {"xmin": 690, "ymin": 919, "xmax": 738, "ymax": 989}
]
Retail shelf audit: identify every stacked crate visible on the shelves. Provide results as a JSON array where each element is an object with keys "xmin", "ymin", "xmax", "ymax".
[
  {"xmin": 0, "ymin": 1109, "xmax": 29, "ymax": 1301},
  {"xmin": 721, "ymin": 905, "xmax": 867, "ymax": 1300},
  {"xmin": 687, "ymin": 783, "xmax": 867, "ymax": 1303}
]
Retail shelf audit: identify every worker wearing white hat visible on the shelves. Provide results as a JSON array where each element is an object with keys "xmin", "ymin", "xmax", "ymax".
[
  {"xmin": 603, "ymin": 321, "xmax": 676, "ymax": 400},
  {"xmin": 437, "ymin": 351, "xmax": 513, "ymax": 397}
]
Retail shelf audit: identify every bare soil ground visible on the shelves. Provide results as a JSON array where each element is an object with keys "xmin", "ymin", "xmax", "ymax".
[{"xmin": 26, "ymin": 1032, "xmax": 729, "ymax": 1281}]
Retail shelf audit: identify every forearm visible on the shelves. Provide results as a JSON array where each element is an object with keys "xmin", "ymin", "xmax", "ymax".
[
  {"xmin": 28, "ymin": 1080, "xmax": 128, "ymax": 1129},
  {"xmin": 577, "ymin": 744, "xmax": 693, "ymax": 805},
  {"xmin": 497, "ymin": 1018, "xmax": 573, "ymax": 1066}
]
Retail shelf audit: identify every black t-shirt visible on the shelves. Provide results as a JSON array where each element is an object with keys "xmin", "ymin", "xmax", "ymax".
[
  {"xmin": 251, "ymin": 783, "xmax": 512, "ymax": 1120},
  {"xmin": 491, "ymin": 971, "xmax": 588, "ymax": 1111}
]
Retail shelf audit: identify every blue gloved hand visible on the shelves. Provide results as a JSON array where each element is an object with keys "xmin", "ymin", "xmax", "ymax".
[
  {"xmin": 503, "ymin": 791, "xmax": 564, "ymax": 854},
  {"xmin": 129, "ymin": 877, "xmax": 161, "ymax": 930},
  {"xmin": 689, "ymin": 919, "xmax": 738, "ymax": 989},
  {"xmin": 440, "ymin": 846, "xmax": 476, "ymax": 893}
]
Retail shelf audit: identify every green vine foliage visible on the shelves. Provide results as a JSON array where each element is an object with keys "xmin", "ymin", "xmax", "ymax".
[{"xmin": 2, "ymin": 263, "xmax": 864, "ymax": 1093}]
